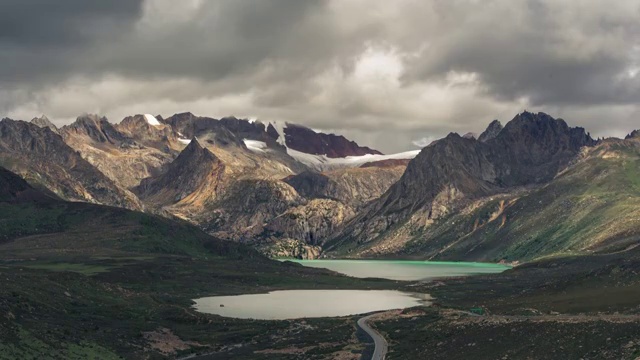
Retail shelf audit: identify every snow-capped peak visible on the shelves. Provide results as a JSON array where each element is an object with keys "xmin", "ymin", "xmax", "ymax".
[{"xmin": 143, "ymin": 114, "xmax": 161, "ymax": 126}]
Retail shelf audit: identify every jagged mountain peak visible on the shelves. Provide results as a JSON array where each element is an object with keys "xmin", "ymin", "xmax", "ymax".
[
  {"xmin": 495, "ymin": 112, "xmax": 595, "ymax": 152},
  {"xmin": 626, "ymin": 130, "xmax": 640, "ymax": 140},
  {"xmin": 135, "ymin": 135, "xmax": 225, "ymax": 206},
  {"xmin": 478, "ymin": 119, "xmax": 503, "ymax": 142},
  {"xmin": 182, "ymin": 136, "xmax": 205, "ymax": 152},
  {"xmin": 62, "ymin": 114, "xmax": 126, "ymax": 144},
  {"xmin": 30, "ymin": 114, "xmax": 59, "ymax": 133}
]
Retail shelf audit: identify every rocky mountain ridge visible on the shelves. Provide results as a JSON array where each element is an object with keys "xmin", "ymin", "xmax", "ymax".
[
  {"xmin": 3, "ymin": 110, "xmax": 636, "ymax": 262},
  {"xmin": 0, "ymin": 118, "xmax": 142, "ymax": 210}
]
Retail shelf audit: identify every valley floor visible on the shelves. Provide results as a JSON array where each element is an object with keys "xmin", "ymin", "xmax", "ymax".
[
  {"xmin": 0, "ymin": 255, "xmax": 397, "ymax": 360},
  {"xmin": 3, "ymin": 244, "xmax": 640, "ymax": 359}
]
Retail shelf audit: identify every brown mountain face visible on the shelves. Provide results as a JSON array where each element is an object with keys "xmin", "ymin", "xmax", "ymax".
[
  {"xmin": 0, "ymin": 118, "xmax": 142, "ymax": 210},
  {"xmin": 285, "ymin": 165, "xmax": 406, "ymax": 209},
  {"xmin": 135, "ymin": 138, "xmax": 226, "ymax": 208},
  {"xmin": 60, "ymin": 114, "xmax": 175, "ymax": 189},
  {"xmin": 201, "ymin": 178, "xmax": 304, "ymax": 240},
  {"xmin": 61, "ymin": 114, "xmax": 128, "ymax": 145},
  {"xmin": 327, "ymin": 112, "xmax": 597, "ymax": 254},
  {"xmin": 115, "ymin": 114, "xmax": 180, "ymax": 151}
]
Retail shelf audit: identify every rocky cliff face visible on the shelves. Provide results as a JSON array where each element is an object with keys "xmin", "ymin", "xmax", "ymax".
[
  {"xmin": 30, "ymin": 115, "xmax": 59, "ymax": 135},
  {"xmin": 115, "ymin": 114, "xmax": 180, "ymax": 151},
  {"xmin": 285, "ymin": 165, "xmax": 406, "ymax": 208},
  {"xmin": 201, "ymin": 179, "xmax": 304, "ymax": 240},
  {"xmin": 135, "ymin": 138, "xmax": 225, "ymax": 207},
  {"xmin": 61, "ymin": 114, "xmax": 128, "ymax": 145},
  {"xmin": 327, "ymin": 112, "xmax": 596, "ymax": 255},
  {"xmin": 625, "ymin": 130, "xmax": 640, "ymax": 139},
  {"xmin": 262, "ymin": 199, "xmax": 355, "ymax": 246},
  {"xmin": 0, "ymin": 119, "xmax": 142, "ymax": 210},
  {"xmin": 478, "ymin": 119, "xmax": 503, "ymax": 142}
]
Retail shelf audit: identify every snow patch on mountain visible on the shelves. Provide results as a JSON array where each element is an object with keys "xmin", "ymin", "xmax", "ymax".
[
  {"xmin": 143, "ymin": 114, "xmax": 161, "ymax": 126},
  {"xmin": 243, "ymin": 139, "xmax": 268, "ymax": 152},
  {"xmin": 287, "ymin": 148, "xmax": 419, "ymax": 171}
]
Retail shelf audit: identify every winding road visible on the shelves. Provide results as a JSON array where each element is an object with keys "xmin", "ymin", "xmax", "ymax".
[{"xmin": 357, "ymin": 313, "xmax": 388, "ymax": 360}]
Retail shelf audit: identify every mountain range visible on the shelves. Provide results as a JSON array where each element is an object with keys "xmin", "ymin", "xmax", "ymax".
[{"xmin": 2, "ymin": 111, "xmax": 638, "ymax": 262}]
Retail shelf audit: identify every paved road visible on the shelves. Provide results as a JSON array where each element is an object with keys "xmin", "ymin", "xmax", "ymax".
[{"xmin": 357, "ymin": 313, "xmax": 388, "ymax": 360}]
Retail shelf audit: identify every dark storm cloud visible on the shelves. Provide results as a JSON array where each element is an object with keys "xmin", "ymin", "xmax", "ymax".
[
  {"xmin": 103, "ymin": 0, "xmax": 336, "ymax": 82},
  {"xmin": 402, "ymin": 0, "xmax": 640, "ymax": 106},
  {"xmin": 0, "ymin": 0, "xmax": 143, "ymax": 45},
  {"xmin": 0, "ymin": 0, "xmax": 144, "ymax": 84},
  {"xmin": 2, "ymin": 0, "xmax": 640, "ymax": 153}
]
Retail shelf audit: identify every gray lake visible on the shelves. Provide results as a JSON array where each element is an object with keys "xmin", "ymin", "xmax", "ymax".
[{"xmin": 193, "ymin": 290, "xmax": 430, "ymax": 320}]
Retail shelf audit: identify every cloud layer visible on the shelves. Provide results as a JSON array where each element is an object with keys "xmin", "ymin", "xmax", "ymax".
[{"xmin": 2, "ymin": 0, "xmax": 639, "ymax": 152}]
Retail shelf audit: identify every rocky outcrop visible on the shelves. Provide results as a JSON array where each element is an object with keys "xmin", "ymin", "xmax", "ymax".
[
  {"xmin": 0, "ymin": 118, "xmax": 142, "ymax": 210},
  {"xmin": 135, "ymin": 138, "xmax": 225, "ymax": 207},
  {"xmin": 61, "ymin": 114, "xmax": 128, "ymax": 145},
  {"xmin": 202, "ymin": 179, "xmax": 304, "ymax": 240},
  {"xmin": 262, "ymin": 199, "xmax": 355, "ymax": 246},
  {"xmin": 625, "ymin": 130, "xmax": 640, "ymax": 140},
  {"xmin": 327, "ymin": 112, "xmax": 597, "ymax": 254},
  {"xmin": 478, "ymin": 119, "xmax": 503, "ymax": 142},
  {"xmin": 116, "ymin": 114, "xmax": 179, "ymax": 151},
  {"xmin": 285, "ymin": 166, "xmax": 406, "ymax": 208},
  {"xmin": 30, "ymin": 115, "xmax": 59, "ymax": 134},
  {"xmin": 258, "ymin": 239, "xmax": 322, "ymax": 259},
  {"xmin": 462, "ymin": 132, "xmax": 477, "ymax": 140}
]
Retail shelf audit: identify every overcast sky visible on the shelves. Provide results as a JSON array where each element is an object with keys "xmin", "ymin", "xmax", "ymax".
[{"xmin": 1, "ymin": 0, "xmax": 639, "ymax": 153}]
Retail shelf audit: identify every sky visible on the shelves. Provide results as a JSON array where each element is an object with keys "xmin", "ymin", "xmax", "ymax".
[{"xmin": 1, "ymin": 0, "xmax": 639, "ymax": 153}]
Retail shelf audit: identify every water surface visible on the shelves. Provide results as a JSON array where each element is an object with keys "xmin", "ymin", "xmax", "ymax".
[
  {"xmin": 194, "ymin": 290, "xmax": 429, "ymax": 320},
  {"xmin": 286, "ymin": 259, "xmax": 510, "ymax": 281}
]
